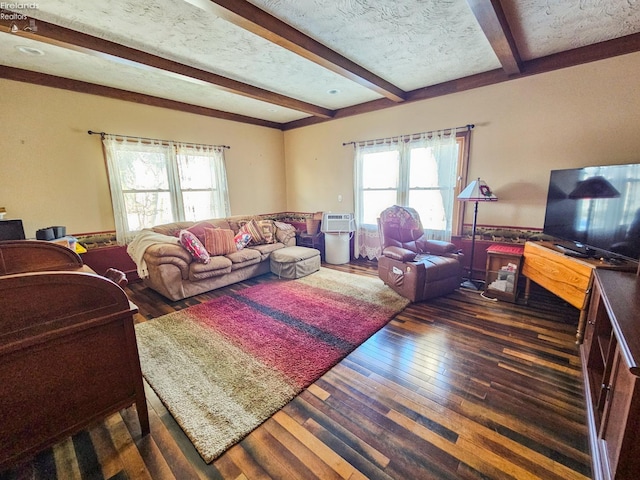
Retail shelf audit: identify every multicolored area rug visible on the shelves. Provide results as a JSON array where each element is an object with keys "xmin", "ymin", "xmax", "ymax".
[{"xmin": 135, "ymin": 267, "xmax": 409, "ymax": 463}]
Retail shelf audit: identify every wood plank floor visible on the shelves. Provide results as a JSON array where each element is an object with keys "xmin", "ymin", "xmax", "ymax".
[{"xmin": 1, "ymin": 260, "xmax": 591, "ymax": 480}]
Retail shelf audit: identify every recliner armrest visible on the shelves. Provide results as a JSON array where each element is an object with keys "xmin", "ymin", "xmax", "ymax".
[
  {"xmin": 382, "ymin": 246, "xmax": 417, "ymax": 262},
  {"xmin": 417, "ymin": 239, "xmax": 461, "ymax": 256}
]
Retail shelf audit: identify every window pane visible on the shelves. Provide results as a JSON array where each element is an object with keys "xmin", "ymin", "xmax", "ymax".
[
  {"xmin": 363, "ymin": 190, "xmax": 398, "ymax": 225},
  {"xmin": 183, "ymin": 191, "xmax": 216, "ymax": 221},
  {"xmin": 178, "ymin": 154, "xmax": 215, "ymax": 189},
  {"xmin": 363, "ymin": 151, "xmax": 399, "ymax": 188},
  {"xmin": 409, "ymin": 190, "xmax": 447, "ymax": 230},
  {"xmin": 409, "ymin": 147, "xmax": 439, "ymax": 188},
  {"xmin": 124, "ymin": 192, "xmax": 173, "ymax": 231},
  {"xmin": 117, "ymin": 150, "xmax": 169, "ymax": 190}
]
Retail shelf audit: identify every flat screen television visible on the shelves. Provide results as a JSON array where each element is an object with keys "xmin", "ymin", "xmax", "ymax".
[
  {"xmin": 543, "ymin": 163, "xmax": 640, "ymax": 262},
  {"xmin": 0, "ymin": 219, "xmax": 26, "ymax": 241}
]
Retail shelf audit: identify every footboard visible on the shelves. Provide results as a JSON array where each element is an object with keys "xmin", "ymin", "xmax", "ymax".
[{"xmin": 0, "ymin": 271, "xmax": 149, "ymax": 470}]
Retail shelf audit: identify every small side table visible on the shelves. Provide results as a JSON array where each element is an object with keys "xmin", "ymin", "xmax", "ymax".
[
  {"xmin": 297, "ymin": 232, "xmax": 324, "ymax": 260},
  {"xmin": 484, "ymin": 244, "xmax": 524, "ymax": 303}
]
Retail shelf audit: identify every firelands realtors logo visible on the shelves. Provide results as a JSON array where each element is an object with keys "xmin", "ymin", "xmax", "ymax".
[
  {"xmin": 1, "ymin": 3, "xmax": 39, "ymax": 20},
  {"xmin": 1, "ymin": 3, "xmax": 38, "ymax": 32}
]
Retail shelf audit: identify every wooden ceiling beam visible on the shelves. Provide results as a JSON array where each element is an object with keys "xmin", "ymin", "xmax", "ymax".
[
  {"xmin": 0, "ymin": 65, "xmax": 282, "ymax": 129},
  {"xmin": 283, "ymin": 33, "xmax": 640, "ymax": 130},
  {"xmin": 202, "ymin": 0, "xmax": 406, "ymax": 102},
  {"xmin": 465, "ymin": 0, "xmax": 522, "ymax": 75},
  {"xmin": 0, "ymin": 11, "xmax": 333, "ymax": 119}
]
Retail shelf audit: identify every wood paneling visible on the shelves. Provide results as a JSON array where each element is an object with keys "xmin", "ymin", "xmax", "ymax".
[{"xmin": 0, "ymin": 260, "xmax": 591, "ymax": 479}]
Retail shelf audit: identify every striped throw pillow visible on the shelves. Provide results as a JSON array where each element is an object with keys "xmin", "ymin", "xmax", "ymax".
[
  {"xmin": 204, "ymin": 228, "xmax": 236, "ymax": 256},
  {"xmin": 238, "ymin": 219, "xmax": 265, "ymax": 245}
]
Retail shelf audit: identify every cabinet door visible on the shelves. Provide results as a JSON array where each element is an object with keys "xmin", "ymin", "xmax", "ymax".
[
  {"xmin": 582, "ymin": 281, "xmax": 601, "ymax": 356},
  {"xmin": 598, "ymin": 345, "xmax": 637, "ymax": 479}
]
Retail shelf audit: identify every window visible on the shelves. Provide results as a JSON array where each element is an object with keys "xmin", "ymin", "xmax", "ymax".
[
  {"xmin": 102, "ymin": 135, "xmax": 230, "ymax": 243},
  {"xmin": 354, "ymin": 128, "xmax": 469, "ymax": 259}
]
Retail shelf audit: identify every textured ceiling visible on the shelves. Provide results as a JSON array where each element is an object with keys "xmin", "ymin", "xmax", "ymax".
[{"xmin": 1, "ymin": 0, "xmax": 639, "ymax": 129}]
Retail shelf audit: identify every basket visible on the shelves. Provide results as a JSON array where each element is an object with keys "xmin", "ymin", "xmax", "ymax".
[{"xmin": 305, "ymin": 218, "xmax": 320, "ymax": 234}]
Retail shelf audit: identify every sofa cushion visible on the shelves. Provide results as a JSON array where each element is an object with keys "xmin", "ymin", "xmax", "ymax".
[
  {"xmin": 204, "ymin": 228, "xmax": 236, "ymax": 256},
  {"xmin": 225, "ymin": 248, "xmax": 262, "ymax": 270},
  {"xmin": 189, "ymin": 255, "xmax": 232, "ymax": 281},
  {"xmin": 225, "ymin": 248, "xmax": 261, "ymax": 263},
  {"xmin": 247, "ymin": 242, "xmax": 285, "ymax": 259},
  {"xmin": 179, "ymin": 230, "xmax": 210, "ymax": 264}
]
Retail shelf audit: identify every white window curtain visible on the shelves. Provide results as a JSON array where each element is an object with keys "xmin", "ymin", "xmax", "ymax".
[
  {"xmin": 354, "ymin": 140, "xmax": 401, "ymax": 260},
  {"xmin": 102, "ymin": 135, "xmax": 230, "ymax": 244},
  {"xmin": 353, "ymin": 129, "xmax": 458, "ymax": 259},
  {"xmin": 175, "ymin": 142, "xmax": 230, "ymax": 222}
]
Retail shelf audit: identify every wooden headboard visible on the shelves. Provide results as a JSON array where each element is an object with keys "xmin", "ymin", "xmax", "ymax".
[
  {"xmin": 0, "ymin": 240, "xmax": 83, "ymax": 275},
  {"xmin": 0, "ymin": 270, "xmax": 149, "ymax": 469}
]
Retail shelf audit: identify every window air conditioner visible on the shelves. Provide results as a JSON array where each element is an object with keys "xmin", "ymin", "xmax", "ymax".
[{"xmin": 321, "ymin": 213, "xmax": 355, "ymax": 233}]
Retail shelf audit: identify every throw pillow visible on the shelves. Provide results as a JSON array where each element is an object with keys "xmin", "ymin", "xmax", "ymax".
[
  {"xmin": 238, "ymin": 219, "xmax": 265, "ymax": 245},
  {"xmin": 179, "ymin": 230, "xmax": 210, "ymax": 264},
  {"xmin": 204, "ymin": 227, "xmax": 236, "ymax": 256},
  {"xmin": 257, "ymin": 219, "xmax": 277, "ymax": 244},
  {"xmin": 234, "ymin": 231, "xmax": 252, "ymax": 250},
  {"xmin": 274, "ymin": 221, "xmax": 297, "ymax": 244},
  {"xmin": 186, "ymin": 221, "xmax": 216, "ymax": 244}
]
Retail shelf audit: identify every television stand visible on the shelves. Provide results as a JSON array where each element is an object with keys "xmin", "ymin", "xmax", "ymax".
[{"xmin": 522, "ymin": 241, "xmax": 637, "ymax": 343}]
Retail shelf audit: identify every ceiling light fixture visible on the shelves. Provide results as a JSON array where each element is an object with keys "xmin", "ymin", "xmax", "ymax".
[
  {"xmin": 15, "ymin": 45, "xmax": 45, "ymax": 56},
  {"xmin": 327, "ymin": 89, "xmax": 340, "ymax": 95}
]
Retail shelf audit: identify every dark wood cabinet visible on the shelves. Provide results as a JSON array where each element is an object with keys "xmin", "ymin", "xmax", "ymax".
[{"xmin": 581, "ymin": 269, "xmax": 640, "ymax": 479}]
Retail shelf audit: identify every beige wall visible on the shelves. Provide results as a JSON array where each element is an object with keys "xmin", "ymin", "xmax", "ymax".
[
  {"xmin": 0, "ymin": 80, "xmax": 286, "ymax": 238},
  {"xmin": 284, "ymin": 51, "xmax": 640, "ymax": 229},
  {"xmin": 2, "ymin": 51, "xmax": 640, "ymax": 239}
]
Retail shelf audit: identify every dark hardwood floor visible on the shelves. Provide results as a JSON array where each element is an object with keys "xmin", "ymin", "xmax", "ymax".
[{"xmin": 2, "ymin": 260, "xmax": 591, "ymax": 480}]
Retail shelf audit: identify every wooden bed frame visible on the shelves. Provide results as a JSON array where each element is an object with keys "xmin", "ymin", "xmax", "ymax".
[
  {"xmin": 0, "ymin": 239, "xmax": 84, "ymax": 275},
  {"xmin": 0, "ymin": 250, "xmax": 149, "ymax": 469}
]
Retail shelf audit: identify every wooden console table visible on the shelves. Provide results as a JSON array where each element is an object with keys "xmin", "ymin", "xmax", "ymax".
[{"xmin": 522, "ymin": 241, "xmax": 636, "ymax": 343}]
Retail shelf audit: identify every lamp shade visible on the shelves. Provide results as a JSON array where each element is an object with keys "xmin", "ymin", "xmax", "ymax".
[{"xmin": 458, "ymin": 178, "xmax": 498, "ymax": 202}]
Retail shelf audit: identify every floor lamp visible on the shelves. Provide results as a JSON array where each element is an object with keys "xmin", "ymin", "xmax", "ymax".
[{"xmin": 458, "ymin": 178, "xmax": 498, "ymax": 290}]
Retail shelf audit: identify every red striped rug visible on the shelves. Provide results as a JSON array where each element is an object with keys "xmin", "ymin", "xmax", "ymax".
[{"xmin": 135, "ymin": 267, "xmax": 409, "ymax": 463}]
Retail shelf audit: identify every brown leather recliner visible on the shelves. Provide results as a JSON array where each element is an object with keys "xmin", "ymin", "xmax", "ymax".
[{"xmin": 377, "ymin": 205, "xmax": 462, "ymax": 302}]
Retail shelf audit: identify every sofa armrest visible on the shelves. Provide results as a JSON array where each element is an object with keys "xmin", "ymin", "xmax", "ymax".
[
  {"xmin": 143, "ymin": 243, "xmax": 191, "ymax": 280},
  {"xmin": 144, "ymin": 242, "xmax": 191, "ymax": 262},
  {"xmin": 382, "ymin": 246, "xmax": 417, "ymax": 262},
  {"xmin": 417, "ymin": 239, "xmax": 461, "ymax": 256}
]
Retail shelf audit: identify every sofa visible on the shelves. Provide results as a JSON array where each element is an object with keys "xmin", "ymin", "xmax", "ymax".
[{"xmin": 128, "ymin": 214, "xmax": 299, "ymax": 301}]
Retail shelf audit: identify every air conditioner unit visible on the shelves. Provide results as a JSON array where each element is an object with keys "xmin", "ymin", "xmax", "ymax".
[{"xmin": 321, "ymin": 213, "xmax": 355, "ymax": 233}]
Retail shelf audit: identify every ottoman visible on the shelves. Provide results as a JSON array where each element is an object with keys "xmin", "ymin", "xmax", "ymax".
[{"xmin": 270, "ymin": 246, "xmax": 321, "ymax": 279}]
